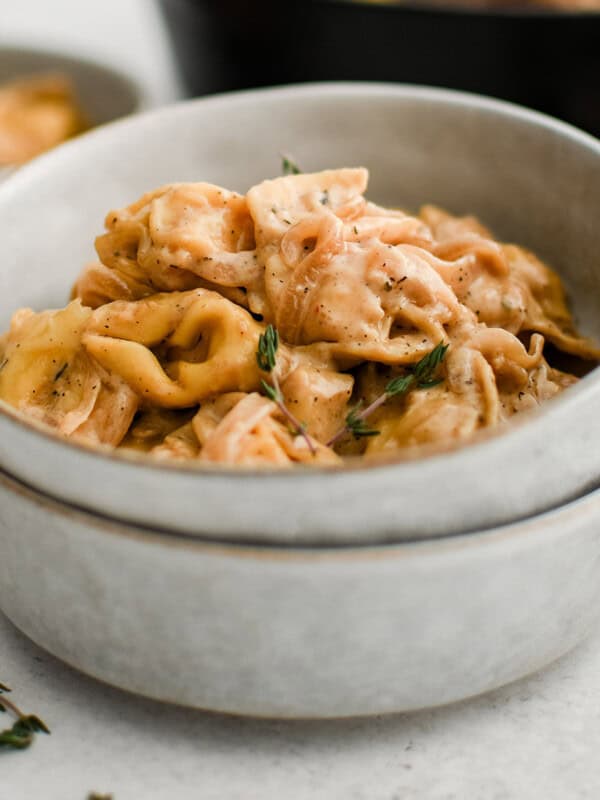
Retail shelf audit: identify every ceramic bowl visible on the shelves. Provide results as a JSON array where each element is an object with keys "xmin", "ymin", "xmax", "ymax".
[
  {"xmin": 0, "ymin": 44, "xmax": 144, "ymax": 128},
  {"xmin": 2, "ymin": 83, "xmax": 600, "ymax": 717},
  {"xmin": 1, "ymin": 466, "xmax": 600, "ymax": 717},
  {"xmin": 0, "ymin": 45, "xmax": 144, "ymax": 183},
  {"xmin": 0, "ymin": 83, "xmax": 599, "ymax": 544}
]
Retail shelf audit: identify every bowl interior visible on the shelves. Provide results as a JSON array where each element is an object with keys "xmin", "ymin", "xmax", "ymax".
[
  {"xmin": 0, "ymin": 83, "xmax": 599, "ymax": 544},
  {"xmin": 0, "ymin": 45, "xmax": 142, "ymax": 127}
]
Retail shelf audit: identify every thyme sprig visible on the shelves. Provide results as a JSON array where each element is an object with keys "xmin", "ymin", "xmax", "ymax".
[
  {"xmin": 281, "ymin": 154, "xmax": 302, "ymax": 175},
  {"xmin": 344, "ymin": 402, "xmax": 381, "ymax": 440},
  {"xmin": 257, "ymin": 325, "xmax": 316, "ymax": 455},
  {"xmin": 327, "ymin": 342, "xmax": 449, "ymax": 447},
  {"xmin": 0, "ymin": 682, "xmax": 50, "ymax": 751}
]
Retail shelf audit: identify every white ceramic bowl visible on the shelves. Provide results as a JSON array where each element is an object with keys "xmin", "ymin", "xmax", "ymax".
[
  {"xmin": 1, "ymin": 467, "xmax": 599, "ymax": 717},
  {"xmin": 0, "ymin": 83, "xmax": 599, "ymax": 543},
  {"xmin": 0, "ymin": 45, "xmax": 144, "ymax": 183},
  {"xmin": 1, "ymin": 83, "xmax": 600, "ymax": 716},
  {"xmin": 0, "ymin": 44, "xmax": 144, "ymax": 127}
]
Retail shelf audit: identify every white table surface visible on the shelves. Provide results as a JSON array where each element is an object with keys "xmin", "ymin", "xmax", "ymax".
[
  {"xmin": 2, "ymin": 611, "xmax": 600, "ymax": 800},
  {"xmin": 2, "ymin": 2, "xmax": 600, "ymax": 798}
]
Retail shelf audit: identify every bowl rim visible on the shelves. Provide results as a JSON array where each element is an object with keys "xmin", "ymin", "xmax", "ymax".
[
  {"xmin": 2, "ymin": 461, "xmax": 600, "ymax": 552},
  {"xmin": 1, "ymin": 81, "xmax": 600, "ymax": 545}
]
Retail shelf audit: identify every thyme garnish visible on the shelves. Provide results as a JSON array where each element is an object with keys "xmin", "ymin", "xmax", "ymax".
[
  {"xmin": 256, "ymin": 324, "xmax": 279, "ymax": 373},
  {"xmin": 281, "ymin": 155, "xmax": 302, "ymax": 175},
  {"xmin": 257, "ymin": 325, "xmax": 316, "ymax": 455},
  {"xmin": 327, "ymin": 342, "xmax": 449, "ymax": 447},
  {"xmin": 344, "ymin": 402, "xmax": 380, "ymax": 439},
  {"xmin": 0, "ymin": 682, "xmax": 50, "ymax": 751}
]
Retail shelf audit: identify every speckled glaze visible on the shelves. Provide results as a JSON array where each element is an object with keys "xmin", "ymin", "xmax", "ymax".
[
  {"xmin": 1, "ymin": 468, "xmax": 600, "ymax": 717},
  {"xmin": 0, "ymin": 84, "xmax": 599, "ymax": 544}
]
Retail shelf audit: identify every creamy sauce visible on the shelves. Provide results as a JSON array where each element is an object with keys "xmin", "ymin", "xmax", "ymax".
[{"xmin": 1, "ymin": 168, "xmax": 597, "ymax": 467}]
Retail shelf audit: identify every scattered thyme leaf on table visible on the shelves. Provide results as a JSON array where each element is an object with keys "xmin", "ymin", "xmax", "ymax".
[{"xmin": 0, "ymin": 682, "xmax": 50, "ymax": 752}]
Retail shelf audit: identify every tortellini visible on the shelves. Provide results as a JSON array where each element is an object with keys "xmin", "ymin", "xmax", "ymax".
[{"xmin": 0, "ymin": 167, "xmax": 597, "ymax": 466}]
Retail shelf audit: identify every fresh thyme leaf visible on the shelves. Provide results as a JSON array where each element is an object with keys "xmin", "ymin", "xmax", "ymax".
[
  {"xmin": 386, "ymin": 343, "xmax": 448, "ymax": 397},
  {"xmin": 327, "ymin": 342, "xmax": 449, "ymax": 448},
  {"xmin": 0, "ymin": 716, "xmax": 49, "ymax": 750},
  {"xmin": 256, "ymin": 325, "xmax": 279, "ymax": 373},
  {"xmin": 255, "ymin": 326, "xmax": 317, "ymax": 455},
  {"xmin": 21, "ymin": 715, "xmax": 50, "ymax": 734},
  {"xmin": 345, "ymin": 402, "xmax": 362, "ymax": 427},
  {"xmin": 281, "ymin": 155, "xmax": 302, "ymax": 175},
  {"xmin": 0, "ymin": 722, "xmax": 34, "ymax": 750},
  {"xmin": 260, "ymin": 379, "xmax": 280, "ymax": 402},
  {"xmin": 417, "ymin": 377, "xmax": 444, "ymax": 389},
  {"xmin": 348, "ymin": 421, "xmax": 380, "ymax": 439},
  {"xmin": 413, "ymin": 342, "xmax": 448, "ymax": 384},
  {"xmin": 345, "ymin": 403, "xmax": 380, "ymax": 439},
  {"xmin": 0, "ymin": 690, "xmax": 50, "ymax": 752},
  {"xmin": 385, "ymin": 374, "xmax": 414, "ymax": 397}
]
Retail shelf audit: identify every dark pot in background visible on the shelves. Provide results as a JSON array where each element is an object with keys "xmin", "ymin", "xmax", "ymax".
[{"xmin": 159, "ymin": 0, "xmax": 600, "ymax": 137}]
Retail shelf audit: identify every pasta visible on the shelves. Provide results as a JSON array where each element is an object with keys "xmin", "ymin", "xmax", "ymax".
[{"xmin": 0, "ymin": 167, "xmax": 597, "ymax": 467}]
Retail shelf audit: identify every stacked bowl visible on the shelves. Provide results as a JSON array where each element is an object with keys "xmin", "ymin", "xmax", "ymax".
[{"xmin": 1, "ymin": 84, "xmax": 600, "ymax": 717}]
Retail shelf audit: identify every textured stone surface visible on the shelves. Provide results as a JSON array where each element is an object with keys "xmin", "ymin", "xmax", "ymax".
[{"xmin": 2, "ymin": 613, "xmax": 599, "ymax": 800}]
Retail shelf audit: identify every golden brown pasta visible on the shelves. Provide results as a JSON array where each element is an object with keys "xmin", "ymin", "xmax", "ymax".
[
  {"xmin": 1, "ymin": 167, "xmax": 597, "ymax": 467},
  {"xmin": 0, "ymin": 301, "xmax": 137, "ymax": 445}
]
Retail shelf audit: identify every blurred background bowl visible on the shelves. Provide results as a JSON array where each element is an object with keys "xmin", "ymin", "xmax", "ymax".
[
  {"xmin": 159, "ymin": 0, "xmax": 600, "ymax": 137},
  {"xmin": 0, "ymin": 44, "xmax": 144, "ymax": 129},
  {"xmin": 0, "ymin": 44, "xmax": 145, "ymax": 182}
]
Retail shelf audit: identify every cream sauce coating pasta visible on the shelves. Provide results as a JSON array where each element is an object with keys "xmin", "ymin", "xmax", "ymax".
[{"xmin": 0, "ymin": 167, "xmax": 597, "ymax": 467}]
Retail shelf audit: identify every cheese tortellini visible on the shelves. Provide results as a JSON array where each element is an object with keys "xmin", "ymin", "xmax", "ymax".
[{"xmin": 0, "ymin": 167, "xmax": 597, "ymax": 467}]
